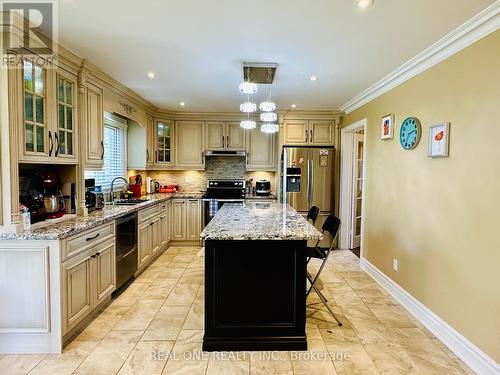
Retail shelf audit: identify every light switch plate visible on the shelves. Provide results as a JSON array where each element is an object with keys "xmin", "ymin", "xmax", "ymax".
[{"xmin": 393, "ymin": 258, "xmax": 398, "ymax": 271}]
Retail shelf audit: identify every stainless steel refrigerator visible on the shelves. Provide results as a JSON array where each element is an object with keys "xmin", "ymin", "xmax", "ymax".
[{"xmin": 281, "ymin": 146, "xmax": 335, "ymax": 245}]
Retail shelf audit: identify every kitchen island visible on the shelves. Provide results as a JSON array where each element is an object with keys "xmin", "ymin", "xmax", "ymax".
[{"xmin": 200, "ymin": 201, "xmax": 322, "ymax": 351}]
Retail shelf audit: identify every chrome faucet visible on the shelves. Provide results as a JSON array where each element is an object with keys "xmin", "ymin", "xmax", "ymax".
[{"xmin": 110, "ymin": 177, "xmax": 129, "ymax": 204}]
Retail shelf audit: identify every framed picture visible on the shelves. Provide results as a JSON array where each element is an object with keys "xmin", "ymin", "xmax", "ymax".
[
  {"xmin": 429, "ymin": 122, "xmax": 450, "ymax": 158},
  {"xmin": 381, "ymin": 114, "xmax": 394, "ymax": 140}
]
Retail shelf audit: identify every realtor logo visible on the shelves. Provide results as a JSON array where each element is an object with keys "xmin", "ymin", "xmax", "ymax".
[{"xmin": 1, "ymin": 0, "xmax": 58, "ymax": 68}]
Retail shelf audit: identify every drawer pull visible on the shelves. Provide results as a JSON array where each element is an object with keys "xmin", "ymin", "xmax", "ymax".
[{"xmin": 86, "ymin": 233, "xmax": 100, "ymax": 242}]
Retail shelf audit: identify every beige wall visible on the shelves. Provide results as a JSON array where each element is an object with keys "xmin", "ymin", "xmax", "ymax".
[{"xmin": 344, "ymin": 30, "xmax": 500, "ymax": 362}]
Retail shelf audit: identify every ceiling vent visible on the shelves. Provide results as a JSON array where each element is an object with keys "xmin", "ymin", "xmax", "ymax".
[{"xmin": 242, "ymin": 62, "xmax": 278, "ymax": 84}]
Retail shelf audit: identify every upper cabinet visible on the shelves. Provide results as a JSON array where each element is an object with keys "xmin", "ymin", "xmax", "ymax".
[
  {"xmin": 206, "ymin": 121, "xmax": 245, "ymax": 151},
  {"xmin": 155, "ymin": 120, "xmax": 174, "ymax": 167},
  {"xmin": 175, "ymin": 121, "xmax": 204, "ymax": 169},
  {"xmin": 283, "ymin": 120, "xmax": 335, "ymax": 146},
  {"xmin": 18, "ymin": 61, "xmax": 79, "ymax": 164},
  {"xmin": 246, "ymin": 129, "xmax": 276, "ymax": 171},
  {"xmin": 83, "ymin": 81, "xmax": 104, "ymax": 168}
]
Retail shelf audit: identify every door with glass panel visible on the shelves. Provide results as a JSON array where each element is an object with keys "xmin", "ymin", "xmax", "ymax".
[
  {"xmin": 20, "ymin": 60, "xmax": 50, "ymax": 161},
  {"xmin": 350, "ymin": 133, "xmax": 364, "ymax": 249},
  {"xmin": 55, "ymin": 69, "xmax": 78, "ymax": 162},
  {"xmin": 155, "ymin": 121, "xmax": 174, "ymax": 166}
]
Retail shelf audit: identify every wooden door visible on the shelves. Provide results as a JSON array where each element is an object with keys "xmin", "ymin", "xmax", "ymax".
[
  {"xmin": 226, "ymin": 122, "xmax": 246, "ymax": 150},
  {"xmin": 172, "ymin": 199, "xmax": 186, "ymax": 240},
  {"xmin": 246, "ymin": 130, "xmax": 276, "ymax": 170},
  {"xmin": 309, "ymin": 121, "xmax": 334, "ymax": 145},
  {"xmin": 55, "ymin": 69, "xmax": 78, "ymax": 163},
  {"xmin": 186, "ymin": 199, "xmax": 201, "ymax": 241},
  {"xmin": 175, "ymin": 121, "xmax": 204, "ymax": 168},
  {"xmin": 94, "ymin": 240, "xmax": 116, "ymax": 305},
  {"xmin": 138, "ymin": 221, "xmax": 153, "ymax": 268},
  {"xmin": 151, "ymin": 215, "xmax": 161, "ymax": 255},
  {"xmin": 62, "ymin": 250, "xmax": 93, "ymax": 334},
  {"xmin": 85, "ymin": 81, "xmax": 104, "ymax": 167},
  {"xmin": 19, "ymin": 60, "xmax": 51, "ymax": 162},
  {"xmin": 155, "ymin": 120, "xmax": 174, "ymax": 166},
  {"xmin": 205, "ymin": 122, "xmax": 225, "ymax": 150},
  {"xmin": 350, "ymin": 133, "xmax": 364, "ymax": 249},
  {"xmin": 283, "ymin": 120, "xmax": 308, "ymax": 145}
]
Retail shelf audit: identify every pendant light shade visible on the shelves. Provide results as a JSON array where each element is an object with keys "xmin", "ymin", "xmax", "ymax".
[
  {"xmin": 261, "ymin": 123, "xmax": 279, "ymax": 133},
  {"xmin": 240, "ymin": 102, "xmax": 257, "ymax": 113},
  {"xmin": 259, "ymin": 101, "xmax": 276, "ymax": 112},
  {"xmin": 260, "ymin": 112, "xmax": 277, "ymax": 122},
  {"xmin": 239, "ymin": 82, "xmax": 257, "ymax": 94},
  {"xmin": 240, "ymin": 120, "xmax": 256, "ymax": 129}
]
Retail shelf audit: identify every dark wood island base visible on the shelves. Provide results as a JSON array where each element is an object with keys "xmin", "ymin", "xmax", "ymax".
[{"xmin": 203, "ymin": 239, "xmax": 307, "ymax": 351}]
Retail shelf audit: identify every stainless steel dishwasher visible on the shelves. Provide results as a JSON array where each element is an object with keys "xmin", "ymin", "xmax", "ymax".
[{"xmin": 115, "ymin": 212, "xmax": 138, "ymax": 289}]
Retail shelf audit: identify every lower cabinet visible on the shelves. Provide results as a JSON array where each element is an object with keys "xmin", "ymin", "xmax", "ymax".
[
  {"xmin": 62, "ymin": 238, "xmax": 116, "ymax": 335},
  {"xmin": 138, "ymin": 221, "xmax": 153, "ymax": 269},
  {"xmin": 160, "ymin": 200, "xmax": 172, "ymax": 247},
  {"xmin": 172, "ymin": 199, "xmax": 201, "ymax": 241}
]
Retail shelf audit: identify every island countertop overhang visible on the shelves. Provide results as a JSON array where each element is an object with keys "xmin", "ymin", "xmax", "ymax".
[{"xmin": 200, "ymin": 202, "xmax": 322, "ymax": 241}]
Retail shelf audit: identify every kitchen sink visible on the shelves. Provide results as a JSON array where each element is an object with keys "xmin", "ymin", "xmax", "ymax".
[{"xmin": 109, "ymin": 199, "xmax": 149, "ymax": 206}]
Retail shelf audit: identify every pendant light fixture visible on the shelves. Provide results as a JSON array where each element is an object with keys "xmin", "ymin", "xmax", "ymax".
[
  {"xmin": 260, "ymin": 112, "xmax": 277, "ymax": 122},
  {"xmin": 239, "ymin": 67, "xmax": 257, "ymax": 94},
  {"xmin": 261, "ymin": 123, "xmax": 279, "ymax": 133},
  {"xmin": 240, "ymin": 101, "xmax": 257, "ymax": 113},
  {"xmin": 240, "ymin": 119, "xmax": 256, "ymax": 129}
]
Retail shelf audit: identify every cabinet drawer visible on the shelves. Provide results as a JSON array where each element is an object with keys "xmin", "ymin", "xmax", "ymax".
[
  {"xmin": 138, "ymin": 204, "xmax": 160, "ymax": 223},
  {"xmin": 62, "ymin": 222, "xmax": 115, "ymax": 261}
]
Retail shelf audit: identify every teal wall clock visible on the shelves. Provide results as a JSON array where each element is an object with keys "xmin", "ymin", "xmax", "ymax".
[{"xmin": 400, "ymin": 117, "xmax": 422, "ymax": 150}]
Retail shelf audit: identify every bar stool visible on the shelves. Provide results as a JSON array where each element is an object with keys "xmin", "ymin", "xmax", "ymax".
[
  {"xmin": 306, "ymin": 214, "xmax": 342, "ymax": 326},
  {"xmin": 306, "ymin": 206, "xmax": 320, "ymax": 225}
]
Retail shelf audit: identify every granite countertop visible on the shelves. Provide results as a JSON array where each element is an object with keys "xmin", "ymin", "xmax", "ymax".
[
  {"xmin": 1, "ymin": 192, "xmax": 204, "ymax": 241},
  {"xmin": 200, "ymin": 201, "xmax": 322, "ymax": 241},
  {"xmin": 244, "ymin": 194, "xmax": 277, "ymax": 200}
]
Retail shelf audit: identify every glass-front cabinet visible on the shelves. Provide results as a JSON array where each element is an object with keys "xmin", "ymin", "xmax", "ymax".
[
  {"xmin": 155, "ymin": 120, "xmax": 174, "ymax": 166},
  {"xmin": 18, "ymin": 60, "xmax": 78, "ymax": 163},
  {"xmin": 22, "ymin": 60, "xmax": 48, "ymax": 158}
]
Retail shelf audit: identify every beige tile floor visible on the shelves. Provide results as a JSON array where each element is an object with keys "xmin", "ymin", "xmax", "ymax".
[{"xmin": 0, "ymin": 247, "xmax": 475, "ymax": 375}]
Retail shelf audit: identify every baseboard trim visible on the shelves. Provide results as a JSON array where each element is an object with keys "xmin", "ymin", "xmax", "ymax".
[
  {"xmin": 360, "ymin": 257, "xmax": 500, "ymax": 375},
  {"xmin": 338, "ymin": 2, "xmax": 500, "ymax": 113}
]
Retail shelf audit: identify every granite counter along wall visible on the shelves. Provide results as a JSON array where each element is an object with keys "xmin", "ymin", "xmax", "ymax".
[{"xmin": 128, "ymin": 157, "xmax": 277, "ymax": 194}]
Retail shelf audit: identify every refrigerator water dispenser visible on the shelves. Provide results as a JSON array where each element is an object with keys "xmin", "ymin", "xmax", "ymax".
[{"xmin": 286, "ymin": 167, "xmax": 301, "ymax": 192}]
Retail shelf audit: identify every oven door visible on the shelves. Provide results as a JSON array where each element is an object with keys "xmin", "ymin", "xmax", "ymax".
[{"xmin": 203, "ymin": 199, "xmax": 244, "ymax": 227}]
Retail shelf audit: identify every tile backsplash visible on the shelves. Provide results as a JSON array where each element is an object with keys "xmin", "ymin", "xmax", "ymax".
[{"xmin": 128, "ymin": 157, "xmax": 276, "ymax": 194}]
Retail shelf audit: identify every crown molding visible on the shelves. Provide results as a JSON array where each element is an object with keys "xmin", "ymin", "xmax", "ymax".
[{"xmin": 339, "ymin": 1, "xmax": 500, "ymax": 114}]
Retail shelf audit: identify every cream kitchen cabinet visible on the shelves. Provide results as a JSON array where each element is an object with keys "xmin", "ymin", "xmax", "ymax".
[
  {"xmin": 186, "ymin": 199, "xmax": 202, "ymax": 241},
  {"xmin": 17, "ymin": 61, "xmax": 79, "ymax": 164},
  {"xmin": 127, "ymin": 114, "xmax": 155, "ymax": 169},
  {"xmin": 172, "ymin": 199, "xmax": 187, "ymax": 240},
  {"xmin": 172, "ymin": 199, "xmax": 201, "ymax": 241},
  {"xmin": 175, "ymin": 121, "xmax": 205, "ymax": 169},
  {"xmin": 246, "ymin": 129, "xmax": 276, "ymax": 171},
  {"xmin": 283, "ymin": 120, "xmax": 335, "ymax": 146},
  {"xmin": 154, "ymin": 120, "xmax": 174, "ymax": 167},
  {"xmin": 138, "ymin": 221, "xmax": 153, "ymax": 268},
  {"xmin": 206, "ymin": 121, "xmax": 245, "ymax": 151},
  {"xmin": 61, "ymin": 237, "xmax": 116, "ymax": 335},
  {"xmin": 160, "ymin": 200, "xmax": 172, "ymax": 247},
  {"xmin": 83, "ymin": 80, "xmax": 104, "ymax": 168},
  {"xmin": 138, "ymin": 209, "xmax": 164, "ymax": 270}
]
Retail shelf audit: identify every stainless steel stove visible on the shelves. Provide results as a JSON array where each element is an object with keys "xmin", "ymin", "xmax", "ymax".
[{"xmin": 202, "ymin": 179, "xmax": 245, "ymax": 226}]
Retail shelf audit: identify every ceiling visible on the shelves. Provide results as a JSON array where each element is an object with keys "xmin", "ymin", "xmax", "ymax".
[{"xmin": 57, "ymin": 0, "xmax": 495, "ymax": 112}]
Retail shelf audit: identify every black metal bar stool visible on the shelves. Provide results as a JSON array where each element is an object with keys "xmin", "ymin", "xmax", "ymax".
[
  {"xmin": 306, "ymin": 206, "xmax": 320, "ymax": 225},
  {"xmin": 306, "ymin": 214, "xmax": 342, "ymax": 326}
]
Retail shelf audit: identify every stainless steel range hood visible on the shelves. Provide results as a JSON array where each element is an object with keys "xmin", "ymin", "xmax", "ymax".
[{"xmin": 205, "ymin": 150, "xmax": 246, "ymax": 157}]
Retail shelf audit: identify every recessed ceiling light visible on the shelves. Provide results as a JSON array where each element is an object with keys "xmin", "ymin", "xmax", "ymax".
[
  {"xmin": 180, "ymin": 102, "xmax": 185, "ymax": 106},
  {"xmin": 147, "ymin": 72, "xmax": 155, "ymax": 79},
  {"xmin": 354, "ymin": 0, "xmax": 374, "ymax": 9},
  {"xmin": 309, "ymin": 76, "xmax": 318, "ymax": 81},
  {"xmin": 291, "ymin": 104, "xmax": 296, "ymax": 108}
]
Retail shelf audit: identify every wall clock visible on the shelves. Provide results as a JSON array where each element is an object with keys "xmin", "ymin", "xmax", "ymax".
[{"xmin": 400, "ymin": 117, "xmax": 422, "ymax": 150}]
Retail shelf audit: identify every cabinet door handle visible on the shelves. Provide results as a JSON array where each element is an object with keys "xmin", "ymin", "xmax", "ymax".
[
  {"xmin": 146, "ymin": 149, "xmax": 149, "ymax": 162},
  {"xmin": 86, "ymin": 233, "xmax": 100, "ymax": 242},
  {"xmin": 48, "ymin": 131, "xmax": 53, "ymax": 156},
  {"xmin": 246, "ymin": 153, "xmax": 249, "ymax": 164},
  {"xmin": 155, "ymin": 150, "xmax": 158, "ymax": 162},
  {"xmin": 55, "ymin": 132, "xmax": 60, "ymax": 157},
  {"xmin": 101, "ymin": 140, "xmax": 104, "ymax": 160},
  {"xmin": 310, "ymin": 129, "xmax": 313, "ymax": 142},
  {"xmin": 305, "ymin": 129, "xmax": 309, "ymax": 143},
  {"xmin": 222, "ymin": 135, "xmax": 225, "ymax": 148},
  {"xmin": 95, "ymin": 252, "xmax": 101, "ymax": 257},
  {"xmin": 226, "ymin": 135, "xmax": 229, "ymax": 148}
]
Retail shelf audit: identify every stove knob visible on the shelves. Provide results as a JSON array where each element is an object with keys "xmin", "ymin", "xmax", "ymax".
[
  {"xmin": 234, "ymin": 182, "xmax": 238, "ymax": 186},
  {"xmin": 214, "ymin": 182, "xmax": 218, "ymax": 185}
]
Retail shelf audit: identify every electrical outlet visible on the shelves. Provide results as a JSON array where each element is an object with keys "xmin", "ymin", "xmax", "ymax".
[
  {"xmin": 184, "ymin": 176, "xmax": 191, "ymax": 185},
  {"xmin": 393, "ymin": 258, "xmax": 398, "ymax": 271}
]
